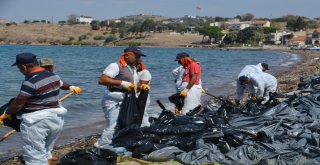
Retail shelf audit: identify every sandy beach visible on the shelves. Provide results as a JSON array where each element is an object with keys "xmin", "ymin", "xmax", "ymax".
[{"xmin": 1, "ymin": 49, "xmax": 320, "ymax": 165}]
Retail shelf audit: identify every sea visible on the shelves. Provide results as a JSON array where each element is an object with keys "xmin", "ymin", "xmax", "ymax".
[{"xmin": 0, "ymin": 45, "xmax": 300, "ymax": 159}]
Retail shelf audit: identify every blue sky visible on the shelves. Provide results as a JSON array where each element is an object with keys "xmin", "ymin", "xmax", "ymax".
[{"xmin": 0, "ymin": 0, "xmax": 319, "ymax": 22}]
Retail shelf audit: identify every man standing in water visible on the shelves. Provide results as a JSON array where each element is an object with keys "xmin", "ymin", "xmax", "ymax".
[
  {"xmin": 176, "ymin": 52, "xmax": 202, "ymax": 115},
  {"xmin": 0, "ymin": 53, "xmax": 67, "ymax": 165},
  {"xmin": 95, "ymin": 46, "xmax": 146, "ymax": 148}
]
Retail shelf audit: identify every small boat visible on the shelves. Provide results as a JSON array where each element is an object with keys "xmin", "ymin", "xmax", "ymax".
[{"xmin": 308, "ymin": 47, "xmax": 320, "ymax": 51}]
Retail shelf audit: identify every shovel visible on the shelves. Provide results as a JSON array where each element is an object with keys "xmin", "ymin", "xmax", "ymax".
[{"xmin": 0, "ymin": 91, "xmax": 75, "ymax": 142}]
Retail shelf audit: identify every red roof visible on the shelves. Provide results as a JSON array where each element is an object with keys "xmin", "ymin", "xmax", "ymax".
[
  {"xmin": 253, "ymin": 20, "xmax": 268, "ymax": 25},
  {"xmin": 289, "ymin": 36, "xmax": 306, "ymax": 41}
]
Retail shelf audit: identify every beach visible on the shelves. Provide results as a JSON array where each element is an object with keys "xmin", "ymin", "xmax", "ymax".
[{"xmin": 1, "ymin": 49, "xmax": 320, "ymax": 165}]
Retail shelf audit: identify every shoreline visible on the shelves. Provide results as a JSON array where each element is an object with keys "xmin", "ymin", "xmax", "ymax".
[{"xmin": 1, "ymin": 49, "xmax": 320, "ymax": 165}]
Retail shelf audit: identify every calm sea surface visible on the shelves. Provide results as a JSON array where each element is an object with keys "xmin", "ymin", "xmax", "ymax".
[{"xmin": 0, "ymin": 45, "xmax": 299, "ymax": 158}]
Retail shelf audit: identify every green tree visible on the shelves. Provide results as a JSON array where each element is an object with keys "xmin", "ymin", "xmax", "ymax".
[
  {"xmin": 196, "ymin": 25, "xmax": 222, "ymax": 43},
  {"xmin": 90, "ymin": 20, "xmax": 100, "ymax": 30},
  {"xmin": 141, "ymin": 19, "xmax": 156, "ymax": 33},
  {"xmin": 223, "ymin": 31, "xmax": 238, "ymax": 45},
  {"xmin": 241, "ymin": 13, "xmax": 255, "ymax": 21},
  {"xmin": 295, "ymin": 17, "xmax": 306, "ymax": 31},
  {"xmin": 67, "ymin": 14, "xmax": 78, "ymax": 24},
  {"xmin": 237, "ymin": 27, "xmax": 264, "ymax": 45}
]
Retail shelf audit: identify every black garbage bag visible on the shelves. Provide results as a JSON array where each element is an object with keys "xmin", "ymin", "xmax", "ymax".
[
  {"xmin": 117, "ymin": 89, "xmax": 147, "ymax": 129},
  {"xmin": 60, "ymin": 148, "xmax": 117, "ymax": 165},
  {"xmin": 168, "ymin": 93, "xmax": 184, "ymax": 111},
  {"xmin": 137, "ymin": 89, "xmax": 149, "ymax": 126},
  {"xmin": 0, "ymin": 98, "xmax": 21, "ymax": 132},
  {"xmin": 112, "ymin": 124, "xmax": 143, "ymax": 147}
]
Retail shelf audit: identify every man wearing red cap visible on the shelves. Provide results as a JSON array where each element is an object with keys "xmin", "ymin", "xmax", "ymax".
[{"xmin": 175, "ymin": 52, "xmax": 202, "ymax": 115}]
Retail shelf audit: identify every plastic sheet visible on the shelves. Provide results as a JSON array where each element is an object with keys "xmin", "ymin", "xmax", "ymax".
[
  {"xmin": 60, "ymin": 148, "xmax": 117, "ymax": 165},
  {"xmin": 0, "ymin": 98, "xmax": 21, "ymax": 132}
]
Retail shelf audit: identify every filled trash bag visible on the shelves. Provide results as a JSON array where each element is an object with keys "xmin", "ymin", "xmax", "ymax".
[
  {"xmin": 60, "ymin": 148, "xmax": 117, "ymax": 165},
  {"xmin": 0, "ymin": 98, "xmax": 21, "ymax": 132},
  {"xmin": 168, "ymin": 93, "xmax": 184, "ymax": 111},
  {"xmin": 117, "ymin": 90, "xmax": 148, "ymax": 129}
]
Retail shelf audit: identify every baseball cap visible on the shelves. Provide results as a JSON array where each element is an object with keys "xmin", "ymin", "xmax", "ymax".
[
  {"xmin": 239, "ymin": 75, "xmax": 249, "ymax": 85},
  {"xmin": 40, "ymin": 58, "xmax": 54, "ymax": 67},
  {"xmin": 175, "ymin": 52, "xmax": 190, "ymax": 61},
  {"xmin": 261, "ymin": 63, "xmax": 269, "ymax": 70},
  {"xmin": 124, "ymin": 46, "xmax": 146, "ymax": 56},
  {"xmin": 12, "ymin": 53, "xmax": 37, "ymax": 66}
]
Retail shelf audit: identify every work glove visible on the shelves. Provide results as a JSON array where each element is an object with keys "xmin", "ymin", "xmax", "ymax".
[
  {"xmin": 69, "ymin": 86, "xmax": 82, "ymax": 94},
  {"xmin": 0, "ymin": 113, "xmax": 12, "ymax": 126},
  {"xmin": 180, "ymin": 88, "xmax": 189, "ymax": 97},
  {"xmin": 140, "ymin": 84, "xmax": 150, "ymax": 90},
  {"xmin": 201, "ymin": 89, "xmax": 206, "ymax": 94},
  {"xmin": 251, "ymin": 95, "xmax": 257, "ymax": 101},
  {"xmin": 175, "ymin": 108, "xmax": 182, "ymax": 116},
  {"xmin": 120, "ymin": 81, "xmax": 135, "ymax": 91}
]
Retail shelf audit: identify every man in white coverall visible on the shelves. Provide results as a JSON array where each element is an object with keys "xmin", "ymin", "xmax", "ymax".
[
  {"xmin": 95, "ymin": 46, "xmax": 146, "ymax": 148},
  {"xmin": 136, "ymin": 59, "xmax": 151, "ymax": 127},
  {"xmin": 0, "ymin": 53, "xmax": 67, "ymax": 165},
  {"xmin": 237, "ymin": 72, "xmax": 277, "ymax": 103},
  {"xmin": 235, "ymin": 63, "xmax": 269, "ymax": 105},
  {"xmin": 172, "ymin": 64, "xmax": 186, "ymax": 92},
  {"xmin": 176, "ymin": 52, "xmax": 202, "ymax": 115}
]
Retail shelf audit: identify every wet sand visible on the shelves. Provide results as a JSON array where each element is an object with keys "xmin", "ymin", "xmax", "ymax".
[{"xmin": 1, "ymin": 49, "xmax": 320, "ymax": 165}]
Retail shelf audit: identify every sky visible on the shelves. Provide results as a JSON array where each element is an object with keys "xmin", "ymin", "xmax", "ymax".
[{"xmin": 0, "ymin": 0, "xmax": 319, "ymax": 22}]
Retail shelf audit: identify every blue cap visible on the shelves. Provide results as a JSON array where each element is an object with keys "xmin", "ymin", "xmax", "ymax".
[
  {"xmin": 175, "ymin": 52, "xmax": 190, "ymax": 61},
  {"xmin": 239, "ymin": 76, "xmax": 249, "ymax": 85},
  {"xmin": 12, "ymin": 53, "xmax": 37, "ymax": 66},
  {"xmin": 124, "ymin": 46, "xmax": 146, "ymax": 56}
]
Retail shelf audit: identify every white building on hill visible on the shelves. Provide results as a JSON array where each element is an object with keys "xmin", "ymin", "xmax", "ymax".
[{"xmin": 76, "ymin": 16, "xmax": 93, "ymax": 25}]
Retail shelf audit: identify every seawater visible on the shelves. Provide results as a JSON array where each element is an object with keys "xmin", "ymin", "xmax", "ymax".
[{"xmin": 0, "ymin": 45, "xmax": 299, "ymax": 158}]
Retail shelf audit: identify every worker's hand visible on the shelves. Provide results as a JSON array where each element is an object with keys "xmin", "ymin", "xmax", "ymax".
[
  {"xmin": 201, "ymin": 89, "xmax": 206, "ymax": 94},
  {"xmin": 175, "ymin": 108, "xmax": 182, "ymax": 116},
  {"xmin": 140, "ymin": 84, "xmax": 150, "ymax": 90},
  {"xmin": 69, "ymin": 86, "xmax": 82, "ymax": 94},
  {"xmin": 0, "ymin": 113, "xmax": 12, "ymax": 126},
  {"xmin": 120, "ymin": 81, "xmax": 135, "ymax": 91},
  {"xmin": 251, "ymin": 95, "xmax": 257, "ymax": 101},
  {"xmin": 180, "ymin": 88, "xmax": 189, "ymax": 97}
]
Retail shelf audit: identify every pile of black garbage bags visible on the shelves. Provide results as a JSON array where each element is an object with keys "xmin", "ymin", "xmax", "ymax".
[{"xmin": 110, "ymin": 88, "xmax": 320, "ymax": 165}]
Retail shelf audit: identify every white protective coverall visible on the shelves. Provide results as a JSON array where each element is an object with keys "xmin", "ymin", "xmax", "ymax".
[
  {"xmin": 95, "ymin": 63, "xmax": 139, "ymax": 148},
  {"xmin": 250, "ymin": 72, "xmax": 277, "ymax": 101},
  {"xmin": 235, "ymin": 63, "xmax": 265, "ymax": 100},
  {"xmin": 19, "ymin": 107, "xmax": 67, "ymax": 165},
  {"xmin": 137, "ymin": 69, "xmax": 152, "ymax": 127},
  {"xmin": 172, "ymin": 65, "xmax": 185, "ymax": 92}
]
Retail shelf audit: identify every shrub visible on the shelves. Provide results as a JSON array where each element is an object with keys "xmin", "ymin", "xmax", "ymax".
[
  {"xmin": 104, "ymin": 35, "xmax": 117, "ymax": 43},
  {"xmin": 78, "ymin": 35, "xmax": 88, "ymax": 41},
  {"xmin": 116, "ymin": 41, "xmax": 141, "ymax": 46},
  {"xmin": 93, "ymin": 36, "xmax": 105, "ymax": 40},
  {"xmin": 61, "ymin": 41, "xmax": 73, "ymax": 45},
  {"xmin": 68, "ymin": 37, "xmax": 75, "ymax": 41}
]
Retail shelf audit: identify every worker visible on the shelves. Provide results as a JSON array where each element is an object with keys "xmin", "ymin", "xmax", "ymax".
[
  {"xmin": 175, "ymin": 52, "xmax": 202, "ymax": 115},
  {"xmin": 39, "ymin": 58, "xmax": 81, "ymax": 94},
  {"xmin": 237, "ymin": 72, "xmax": 277, "ymax": 104},
  {"xmin": 172, "ymin": 65, "xmax": 185, "ymax": 93},
  {"xmin": 95, "ymin": 46, "xmax": 145, "ymax": 148},
  {"xmin": 136, "ymin": 59, "xmax": 151, "ymax": 127},
  {"xmin": 0, "ymin": 53, "xmax": 67, "ymax": 165},
  {"xmin": 235, "ymin": 63, "xmax": 269, "ymax": 105}
]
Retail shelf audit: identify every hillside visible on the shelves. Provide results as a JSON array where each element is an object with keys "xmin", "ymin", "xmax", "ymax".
[{"xmin": 0, "ymin": 23, "xmax": 203, "ymax": 47}]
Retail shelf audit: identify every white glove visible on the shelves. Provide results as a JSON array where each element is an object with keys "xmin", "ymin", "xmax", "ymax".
[
  {"xmin": 120, "ymin": 81, "xmax": 135, "ymax": 91},
  {"xmin": 69, "ymin": 86, "xmax": 81, "ymax": 94}
]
